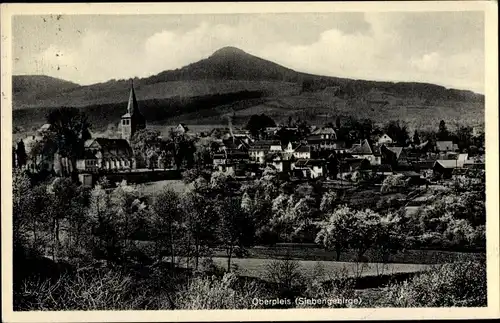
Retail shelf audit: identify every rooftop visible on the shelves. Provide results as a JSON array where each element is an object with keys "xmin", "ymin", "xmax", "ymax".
[{"xmin": 435, "ymin": 159, "xmax": 459, "ymax": 169}]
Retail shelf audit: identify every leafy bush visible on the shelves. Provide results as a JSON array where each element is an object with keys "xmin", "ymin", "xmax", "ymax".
[
  {"xmin": 264, "ymin": 258, "xmax": 306, "ymax": 299},
  {"xmin": 14, "ymin": 269, "xmax": 145, "ymax": 310},
  {"xmin": 381, "ymin": 174, "xmax": 408, "ymax": 194},
  {"xmin": 380, "ymin": 260, "xmax": 487, "ymax": 307},
  {"xmin": 301, "ymin": 266, "xmax": 357, "ymax": 308},
  {"xmin": 176, "ymin": 272, "xmax": 268, "ymax": 309}
]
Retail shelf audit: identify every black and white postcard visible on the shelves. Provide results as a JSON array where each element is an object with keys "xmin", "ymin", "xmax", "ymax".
[{"xmin": 1, "ymin": 1, "xmax": 499, "ymax": 322}]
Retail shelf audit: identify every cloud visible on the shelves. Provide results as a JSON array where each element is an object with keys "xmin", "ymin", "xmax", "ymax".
[{"xmin": 411, "ymin": 52, "xmax": 441, "ymax": 73}]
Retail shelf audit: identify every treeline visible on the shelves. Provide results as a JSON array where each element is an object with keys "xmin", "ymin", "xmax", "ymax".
[
  {"xmin": 14, "ymin": 168, "xmax": 487, "ymax": 310},
  {"xmin": 13, "ymin": 90, "xmax": 266, "ymax": 132},
  {"xmin": 14, "ymin": 164, "xmax": 485, "ymax": 268}
]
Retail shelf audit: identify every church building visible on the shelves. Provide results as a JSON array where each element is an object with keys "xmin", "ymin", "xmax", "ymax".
[{"xmin": 76, "ymin": 81, "xmax": 145, "ymax": 172}]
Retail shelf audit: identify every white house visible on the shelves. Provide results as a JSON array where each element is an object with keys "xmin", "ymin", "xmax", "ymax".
[
  {"xmin": 292, "ymin": 159, "xmax": 325, "ymax": 179},
  {"xmin": 378, "ymin": 134, "xmax": 393, "ymax": 145}
]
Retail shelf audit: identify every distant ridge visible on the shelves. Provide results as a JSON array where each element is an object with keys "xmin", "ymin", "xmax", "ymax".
[
  {"xmin": 13, "ymin": 46, "xmax": 483, "ymax": 110},
  {"xmin": 13, "ymin": 75, "xmax": 80, "ymax": 95}
]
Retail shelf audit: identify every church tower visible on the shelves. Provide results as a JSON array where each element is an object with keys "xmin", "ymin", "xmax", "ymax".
[{"xmin": 121, "ymin": 80, "xmax": 146, "ymax": 141}]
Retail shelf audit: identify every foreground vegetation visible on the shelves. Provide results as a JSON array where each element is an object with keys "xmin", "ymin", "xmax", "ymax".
[
  {"xmin": 13, "ymin": 161, "xmax": 486, "ymax": 310},
  {"xmin": 14, "ymin": 255, "xmax": 486, "ymax": 310}
]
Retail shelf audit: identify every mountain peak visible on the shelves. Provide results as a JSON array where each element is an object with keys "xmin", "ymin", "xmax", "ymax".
[{"xmin": 211, "ymin": 46, "xmax": 248, "ymax": 57}]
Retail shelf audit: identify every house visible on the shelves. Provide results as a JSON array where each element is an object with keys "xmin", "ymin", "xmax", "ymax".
[
  {"xmin": 76, "ymin": 150, "xmax": 99, "ymax": 173},
  {"xmin": 312, "ymin": 127, "xmax": 337, "ymax": 140},
  {"xmin": 463, "ymin": 159, "xmax": 485, "ymax": 170},
  {"xmin": 249, "ymin": 147, "xmax": 266, "ymax": 164},
  {"xmin": 396, "ymin": 170, "xmax": 426, "ymax": 185},
  {"xmin": 213, "ymin": 153, "xmax": 227, "ymax": 168},
  {"xmin": 339, "ymin": 158, "xmax": 371, "ymax": 176},
  {"xmin": 433, "ymin": 160, "xmax": 459, "ymax": 179},
  {"xmin": 372, "ymin": 164, "xmax": 394, "ymax": 177},
  {"xmin": 307, "ymin": 127, "xmax": 340, "ymax": 151},
  {"xmin": 83, "ymin": 138, "xmax": 135, "ymax": 171},
  {"xmin": 264, "ymin": 127, "xmax": 280, "ymax": 137},
  {"xmin": 378, "ymin": 133, "xmax": 393, "ymax": 145},
  {"xmin": 267, "ymin": 153, "xmax": 291, "ymax": 173},
  {"xmin": 472, "ymin": 125, "xmax": 484, "ymax": 137},
  {"xmin": 436, "ymin": 141, "xmax": 458, "ymax": 153},
  {"xmin": 230, "ymin": 131, "xmax": 253, "ymax": 145},
  {"xmin": 456, "ymin": 153, "xmax": 469, "ymax": 168},
  {"xmin": 292, "ymin": 159, "xmax": 325, "ymax": 179},
  {"xmin": 293, "ymin": 144, "xmax": 312, "ymax": 160},
  {"xmin": 269, "ymin": 140, "xmax": 283, "ymax": 152},
  {"xmin": 349, "ymin": 139, "xmax": 382, "ymax": 165},
  {"xmin": 221, "ymin": 137, "xmax": 250, "ymax": 152},
  {"xmin": 213, "ymin": 147, "xmax": 249, "ymax": 169},
  {"xmin": 283, "ymin": 142, "xmax": 296, "ymax": 154},
  {"xmin": 381, "ymin": 146, "xmax": 409, "ymax": 168},
  {"xmin": 175, "ymin": 123, "xmax": 189, "ymax": 135},
  {"xmin": 249, "ymin": 140, "xmax": 280, "ymax": 164}
]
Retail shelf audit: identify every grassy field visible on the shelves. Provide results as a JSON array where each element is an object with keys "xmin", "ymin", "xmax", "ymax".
[
  {"xmin": 212, "ymin": 245, "xmax": 483, "ymax": 264},
  {"xmin": 140, "ymin": 179, "xmax": 189, "ymax": 196},
  {"xmin": 195, "ymin": 257, "xmax": 433, "ymax": 282}
]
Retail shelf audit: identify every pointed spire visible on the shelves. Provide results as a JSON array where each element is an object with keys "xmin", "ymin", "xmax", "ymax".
[{"xmin": 127, "ymin": 79, "xmax": 139, "ymax": 115}]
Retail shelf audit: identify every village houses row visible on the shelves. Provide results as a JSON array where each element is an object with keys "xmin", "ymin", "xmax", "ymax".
[{"xmin": 15, "ymin": 83, "xmax": 485, "ymax": 184}]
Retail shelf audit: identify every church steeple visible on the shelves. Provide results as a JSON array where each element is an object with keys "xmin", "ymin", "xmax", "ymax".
[
  {"xmin": 127, "ymin": 80, "xmax": 140, "ymax": 116},
  {"xmin": 121, "ymin": 79, "xmax": 146, "ymax": 141}
]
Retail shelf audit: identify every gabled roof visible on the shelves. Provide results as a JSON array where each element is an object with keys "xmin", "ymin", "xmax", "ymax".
[
  {"xmin": 87, "ymin": 138, "xmax": 133, "ymax": 158},
  {"xmin": 222, "ymin": 138, "xmax": 249, "ymax": 150},
  {"xmin": 397, "ymin": 171, "xmax": 421, "ymax": 177},
  {"xmin": 294, "ymin": 145, "xmax": 311, "ymax": 153},
  {"xmin": 435, "ymin": 160, "xmax": 459, "ymax": 169},
  {"xmin": 267, "ymin": 152, "xmax": 284, "ymax": 161},
  {"xmin": 294, "ymin": 159, "xmax": 309, "ymax": 167},
  {"xmin": 385, "ymin": 146, "xmax": 404, "ymax": 159},
  {"xmin": 294, "ymin": 159, "xmax": 325, "ymax": 168},
  {"xmin": 349, "ymin": 139, "xmax": 373, "ymax": 155},
  {"xmin": 313, "ymin": 127, "xmax": 336, "ymax": 135},
  {"xmin": 378, "ymin": 133, "xmax": 393, "ymax": 141},
  {"xmin": 177, "ymin": 123, "xmax": 189, "ymax": 132},
  {"xmin": 415, "ymin": 140, "xmax": 430, "ymax": 149},
  {"xmin": 38, "ymin": 123, "xmax": 52, "ymax": 132},
  {"xmin": 249, "ymin": 140, "xmax": 281, "ymax": 151},
  {"xmin": 307, "ymin": 134, "xmax": 337, "ymax": 142}
]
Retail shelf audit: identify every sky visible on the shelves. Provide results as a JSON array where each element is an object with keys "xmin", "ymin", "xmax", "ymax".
[{"xmin": 12, "ymin": 12, "xmax": 485, "ymax": 93}]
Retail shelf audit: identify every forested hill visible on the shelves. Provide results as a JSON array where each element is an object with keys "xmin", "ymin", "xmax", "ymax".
[{"xmin": 13, "ymin": 46, "xmax": 483, "ymax": 110}]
